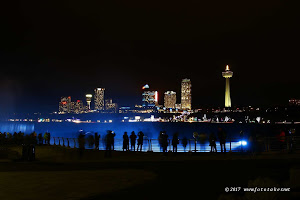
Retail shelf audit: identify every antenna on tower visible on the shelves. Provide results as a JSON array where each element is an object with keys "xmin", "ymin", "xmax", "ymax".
[{"xmin": 226, "ymin": 65, "xmax": 229, "ymax": 71}]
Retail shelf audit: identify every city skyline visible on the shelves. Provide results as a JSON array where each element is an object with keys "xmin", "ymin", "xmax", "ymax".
[{"xmin": 1, "ymin": 1, "xmax": 299, "ymax": 113}]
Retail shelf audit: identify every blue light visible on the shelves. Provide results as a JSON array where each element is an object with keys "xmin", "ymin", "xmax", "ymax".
[{"xmin": 240, "ymin": 140, "xmax": 247, "ymax": 146}]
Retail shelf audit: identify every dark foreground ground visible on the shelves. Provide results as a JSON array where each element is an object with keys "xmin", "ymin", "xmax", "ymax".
[{"xmin": 1, "ymin": 146, "xmax": 300, "ymax": 200}]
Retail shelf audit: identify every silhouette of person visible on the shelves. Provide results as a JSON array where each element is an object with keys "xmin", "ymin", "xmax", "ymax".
[
  {"xmin": 172, "ymin": 133, "xmax": 179, "ymax": 153},
  {"xmin": 137, "ymin": 131, "xmax": 144, "ymax": 151},
  {"xmin": 217, "ymin": 127, "xmax": 227, "ymax": 153},
  {"xmin": 13, "ymin": 132, "xmax": 17, "ymax": 144},
  {"xmin": 162, "ymin": 131, "xmax": 169, "ymax": 154},
  {"xmin": 123, "ymin": 132, "xmax": 129, "ymax": 151},
  {"xmin": 38, "ymin": 133, "xmax": 43, "ymax": 145},
  {"xmin": 94, "ymin": 132, "xmax": 100, "ymax": 150},
  {"xmin": 288, "ymin": 125, "xmax": 296, "ymax": 153},
  {"xmin": 111, "ymin": 131, "xmax": 116, "ymax": 150},
  {"xmin": 209, "ymin": 132, "xmax": 217, "ymax": 152},
  {"xmin": 158, "ymin": 131, "xmax": 163, "ymax": 152},
  {"xmin": 182, "ymin": 137, "xmax": 188, "ymax": 152},
  {"xmin": 105, "ymin": 130, "xmax": 114, "ymax": 157},
  {"xmin": 130, "ymin": 131, "xmax": 137, "ymax": 151},
  {"xmin": 47, "ymin": 132, "xmax": 51, "ymax": 145},
  {"xmin": 43, "ymin": 132, "xmax": 48, "ymax": 144}
]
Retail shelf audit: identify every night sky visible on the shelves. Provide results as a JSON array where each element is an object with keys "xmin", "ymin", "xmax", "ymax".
[{"xmin": 1, "ymin": 0, "xmax": 299, "ymax": 113}]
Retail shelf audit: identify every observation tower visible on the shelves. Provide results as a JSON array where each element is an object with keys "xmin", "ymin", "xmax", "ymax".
[{"xmin": 222, "ymin": 65, "xmax": 233, "ymax": 108}]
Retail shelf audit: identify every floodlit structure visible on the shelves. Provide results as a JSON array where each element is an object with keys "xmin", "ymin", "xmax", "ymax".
[
  {"xmin": 222, "ymin": 65, "xmax": 233, "ymax": 108},
  {"xmin": 164, "ymin": 91, "xmax": 176, "ymax": 109},
  {"xmin": 181, "ymin": 79, "xmax": 192, "ymax": 110},
  {"xmin": 142, "ymin": 84, "xmax": 158, "ymax": 107},
  {"xmin": 94, "ymin": 88, "xmax": 105, "ymax": 111},
  {"xmin": 85, "ymin": 94, "xmax": 92, "ymax": 110}
]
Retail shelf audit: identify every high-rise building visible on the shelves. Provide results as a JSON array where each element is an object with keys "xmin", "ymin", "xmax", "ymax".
[
  {"xmin": 181, "ymin": 79, "xmax": 192, "ymax": 110},
  {"xmin": 289, "ymin": 98, "xmax": 300, "ymax": 106},
  {"xmin": 85, "ymin": 94, "xmax": 92, "ymax": 110},
  {"xmin": 74, "ymin": 100, "xmax": 84, "ymax": 114},
  {"xmin": 142, "ymin": 84, "xmax": 158, "ymax": 107},
  {"xmin": 164, "ymin": 91, "xmax": 176, "ymax": 108},
  {"xmin": 59, "ymin": 96, "xmax": 72, "ymax": 113},
  {"xmin": 222, "ymin": 65, "xmax": 233, "ymax": 108},
  {"xmin": 105, "ymin": 99, "xmax": 118, "ymax": 113},
  {"xmin": 94, "ymin": 88, "xmax": 105, "ymax": 111}
]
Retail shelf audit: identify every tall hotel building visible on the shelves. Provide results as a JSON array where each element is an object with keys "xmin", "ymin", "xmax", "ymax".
[
  {"xmin": 164, "ymin": 91, "xmax": 176, "ymax": 109},
  {"xmin": 181, "ymin": 79, "xmax": 192, "ymax": 110},
  {"xmin": 94, "ymin": 88, "xmax": 105, "ymax": 111},
  {"xmin": 142, "ymin": 84, "xmax": 158, "ymax": 107}
]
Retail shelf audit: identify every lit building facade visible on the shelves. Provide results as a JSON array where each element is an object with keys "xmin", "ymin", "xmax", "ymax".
[
  {"xmin": 289, "ymin": 98, "xmax": 300, "ymax": 106},
  {"xmin": 222, "ymin": 65, "xmax": 233, "ymax": 108},
  {"xmin": 94, "ymin": 88, "xmax": 105, "ymax": 111},
  {"xmin": 59, "ymin": 96, "xmax": 72, "ymax": 113},
  {"xmin": 74, "ymin": 100, "xmax": 84, "ymax": 114},
  {"xmin": 181, "ymin": 79, "xmax": 192, "ymax": 110},
  {"xmin": 142, "ymin": 84, "xmax": 158, "ymax": 107},
  {"xmin": 164, "ymin": 91, "xmax": 176, "ymax": 108},
  {"xmin": 105, "ymin": 99, "xmax": 118, "ymax": 113},
  {"xmin": 85, "ymin": 94, "xmax": 92, "ymax": 110}
]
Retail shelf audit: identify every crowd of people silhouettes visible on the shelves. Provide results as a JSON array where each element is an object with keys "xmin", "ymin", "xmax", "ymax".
[{"xmin": 0, "ymin": 125, "xmax": 297, "ymax": 158}]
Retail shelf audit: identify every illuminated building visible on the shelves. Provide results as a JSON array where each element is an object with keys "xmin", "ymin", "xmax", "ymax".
[
  {"xmin": 175, "ymin": 103, "xmax": 182, "ymax": 110},
  {"xmin": 85, "ymin": 94, "xmax": 92, "ymax": 110},
  {"xmin": 289, "ymin": 98, "xmax": 300, "ymax": 106},
  {"xmin": 142, "ymin": 84, "xmax": 158, "ymax": 107},
  {"xmin": 59, "ymin": 96, "xmax": 72, "ymax": 113},
  {"xmin": 105, "ymin": 99, "xmax": 118, "ymax": 113},
  {"xmin": 222, "ymin": 65, "xmax": 233, "ymax": 108},
  {"xmin": 94, "ymin": 88, "xmax": 105, "ymax": 111},
  {"xmin": 164, "ymin": 91, "xmax": 176, "ymax": 108},
  {"xmin": 181, "ymin": 79, "xmax": 192, "ymax": 110},
  {"xmin": 74, "ymin": 100, "xmax": 84, "ymax": 114}
]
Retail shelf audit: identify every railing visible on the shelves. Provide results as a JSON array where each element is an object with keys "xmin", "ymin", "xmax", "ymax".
[
  {"xmin": 48, "ymin": 136, "xmax": 300, "ymax": 153},
  {"xmin": 0, "ymin": 135, "xmax": 298, "ymax": 153}
]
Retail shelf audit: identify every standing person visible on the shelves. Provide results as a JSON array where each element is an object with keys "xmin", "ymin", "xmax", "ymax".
[
  {"xmin": 38, "ymin": 133, "xmax": 43, "ymax": 145},
  {"xmin": 94, "ymin": 132, "xmax": 100, "ymax": 150},
  {"xmin": 182, "ymin": 137, "xmax": 188, "ymax": 152},
  {"xmin": 209, "ymin": 132, "xmax": 217, "ymax": 152},
  {"xmin": 162, "ymin": 131, "xmax": 169, "ymax": 154},
  {"xmin": 172, "ymin": 133, "xmax": 179, "ymax": 153},
  {"xmin": 137, "ymin": 131, "xmax": 144, "ymax": 151},
  {"xmin": 217, "ymin": 127, "xmax": 227, "ymax": 153},
  {"xmin": 105, "ymin": 130, "xmax": 113, "ymax": 157},
  {"xmin": 123, "ymin": 132, "xmax": 129, "ymax": 151},
  {"xmin": 43, "ymin": 132, "xmax": 48, "ymax": 145},
  {"xmin": 111, "ymin": 131, "xmax": 116, "ymax": 150},
  {"xmin": 130, "ymin": 131, "xmax": 137, "ymax": 151},
  {"xmin": 158, "ymin": 131, "xmax": 164, "ymax": 152},
  {"xmin": 47, "ymin": 132, "xmax": 51, "ymax": 145},
  {"xmin": 288, "ymin": 126, "xmax": 296, "ymax": 153},
  {"xmin": 78, "ymin": 132, "xmax": 85, "ymax": 158}
]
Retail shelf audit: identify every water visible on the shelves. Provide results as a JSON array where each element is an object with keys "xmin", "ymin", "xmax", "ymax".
[{"xmin": 0, "ymin": 121, "xmax": 295, "ymax": 138}]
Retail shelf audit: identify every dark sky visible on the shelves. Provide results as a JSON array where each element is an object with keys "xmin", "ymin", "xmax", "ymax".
[{"xmin": 0, "ymin": 0, "xmax": 299, "ymax": 113}]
